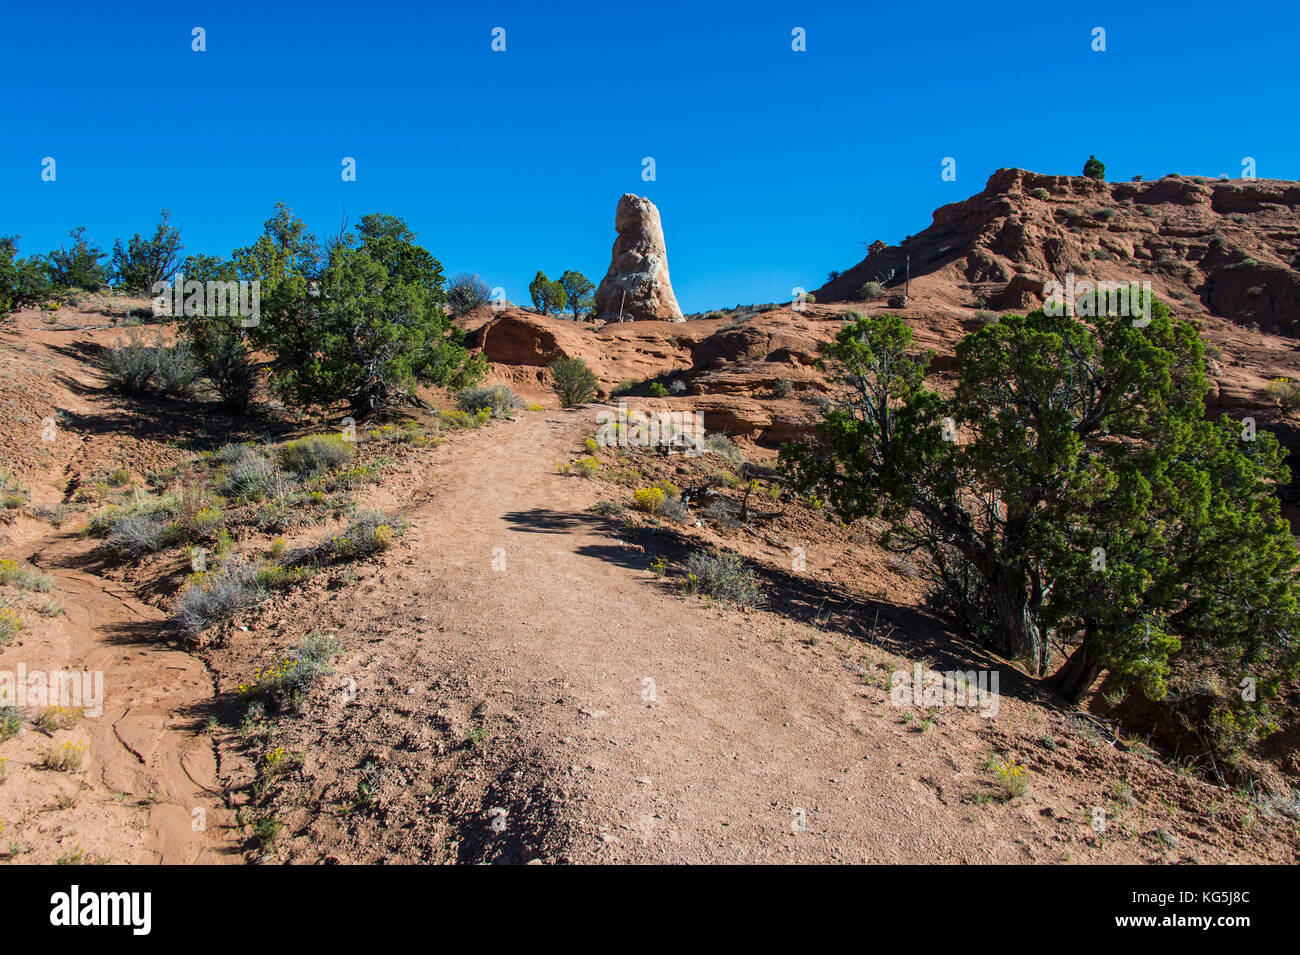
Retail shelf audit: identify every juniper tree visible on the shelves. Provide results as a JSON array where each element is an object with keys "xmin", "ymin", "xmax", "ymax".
[
  {"xmin": 783, "ymin": 305, "xmax": 1299, "ymax": 745},
  {"xmin": 111, "ymin": 210, "xmax": 183, "ymax": 294},
  {"xmin": 45, "ymin": 226, "xmax": 109, "ymax": 291},
  {"xmin": 559, "ymin": 270, "xmax": 595, "ymax": 320}
]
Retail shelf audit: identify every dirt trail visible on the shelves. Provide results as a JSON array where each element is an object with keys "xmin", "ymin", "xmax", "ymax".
[
  {"xmin": 0, "ymin": 319, "xmax": 236, "ymax": 864},
  {"xmin": 272, "ymin": 409, "xmax": 1124, "ymax": 863}
]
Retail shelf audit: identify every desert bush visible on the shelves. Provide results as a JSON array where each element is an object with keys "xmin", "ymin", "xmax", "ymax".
[
  {"xmin": 658, "ymin": 496, "xmax": 691, "ymax": 523},
  {"xmin": 173, "ymin": 558, "xmax": 264, "ymax": 636},
  {"xmin": 457, "ymin": 383, "xmax": 523, "ymax": 417},
  {"xmin": 238, "ymin": 633, "xmax": 339, "ymax": 713},
  {"xmin": 857, "ymin": 281, "xmax": 886, "ymax": 301},
  {"xmin": 213, "ymin": 442, "xmax": 260, "ymax": 466},
  {"xmin": 703, "ymin": 495, "xmax": 740, "ymax": 528},
  {"xmin": 668, "ymin": 378, "xmax": 686, "ymax": 395},
  {"xmin": 571, "ymin": 456, "xmax": 600, "ymax": 478},
  {"xmin": 436, "ymin": 408, "xmax": 491, "ymax": 429},
  {"xmin": 1030, "ymin": 187, "xmax": 1051, "ymax": 200},
  {"xmin": 0, "ymin": 607, "xmax": 23, "ymax": 646},
  {"xmin": 648, "ymin": 381, "xmax": 669, "ymax": 398},
  {"xmin": 445, "ymin": 273, "xmax": 491, "ymax": 317},
  {"xmin": 327, "ymin": 510, "xmax": 403, "ymax": 559},
  {"xmin": 278, "ymin": 434, "xmax": 355, "ymax": 476},
  {"xmin": 0, "ymin": 706, "xmax": 21, "ymax": 743},
  {"xmin": 682, "ymin": 549, "xmax": 764, "ymax": 607},
  {"xmin": 633, "ymin": 486, "xmax": 666, "ymax": 513},
  {"xmin": 590, "ymin": 499, "xmax": 626, "ymax": 518},
  {"xmin": 101, "ymin": 332, "xmax": 199, "ymax": 398},
  {"xmin": 773, "ymin": 378, "xmax": 794, "ymax": 397},
  {"xmin": 0, "ymin": 559, "xmax": 53, "ymax": 592},
  {"xmin": 704, "ymin": 433, "xmax": 745, "ymax": 466},
  {"xmin": 549, "ymin": 356, "xmax": 598, "ymax": 407},
  {"xmin": 221, "ymin": 452, "xmax": 287, "ymax": 500},
  {"xmin": 38, "ymin": 741, "xmax": 88, "ymax": 773},
  {"xmin": 105, "ymin": 511, "xmax": 172, "ymax": 555}
]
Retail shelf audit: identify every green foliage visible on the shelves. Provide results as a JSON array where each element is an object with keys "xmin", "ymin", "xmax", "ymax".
[
  {"xmin": 278, "ymin": 434, "xmax": 355, "ymax": 476},
  {"xmin": 559, "ymin": 270, "xmax": 595, "ymax": 320},
  {"xmin": 682, "ymin": 549, "xmax": 764, "ymax": 608},
  {"xmin": 549, "ymin": 356, "xmax": 598, "ymax": 406},
  {"xmin": 240, "ymin": 205, "xmax": 484, "ymax": 416},
  {"xmin": 784, "ymin": 306, "xmax": 1300, "ymax": 749},
  {"xmin": 529, "ymin": 270, "xmax": 568, "ymax": 315},
  {"xmin": 0, "ymin": 236, "xmax": 53, "ymax": 317},
  {"xmin": 177, "ymin": 254, "xmax": 257, "ymax": 411},
  {"xmin": 1083, "ymin": 155, "xmax": 1106, "ymax": 180},
  {"xmin": 110, "ymin": 210, "xmax": 183, "ymax": 295},
  {"xmin": 45, "ymin": 226, "xmax": 109, "ymax": 290}
]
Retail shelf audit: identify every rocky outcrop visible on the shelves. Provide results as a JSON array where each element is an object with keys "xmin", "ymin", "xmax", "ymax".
[
  {"xmin": 813, "ymin": 168, "xmax": 1300, "ymax": 337},
  {"xmin": 594, "ymin": 194, "xmax": 684, "ymax": 322}
]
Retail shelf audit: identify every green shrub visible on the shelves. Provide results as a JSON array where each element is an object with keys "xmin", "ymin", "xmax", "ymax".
[
  {"xmin": 456, "ymin": 383, "xmax": 523, "ymax": 417},
  {"xmin": 327, "ymin": 510, "xmax": 404, "ymax": 559},
  {"xmin": 1083, "ymin": 155, "xmax": 1106, "ymax": 180},
  {"xmin": 278, "ymin": 434, "xmax": 355, "ymax": 477},
  {"xmin": 682, "ymin": 549, "xmax": 764, "ymax": 607},
  {"xmin": 1030, "ymin": 187, "xmax": 1051, "ymax": 200},
  {"xmin": 549, "ymin": 356, "xmax": 598, "ymax": 407},
  {"xmin": 648, "ymin": 381, "xmax": 669, "ymax": 398},
  {"xmin": 0, "ymin": 706, "xmax": 22, "ymax": 743},
  {"xmin": 704, "ymin": 433, "xmax": 745, "ymax": 466},
  {"xmin": 46, "ymin": 226, "xmax": 109, "ymax": 291},
  {"xmin": 237, "ymin": 633, "xmax": 339, "ymax": 713}
]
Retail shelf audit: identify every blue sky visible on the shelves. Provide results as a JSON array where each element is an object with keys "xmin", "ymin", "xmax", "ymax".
[{"xmin": 2, "ymin": 0, "xmax": 1296, "ymax": 313}]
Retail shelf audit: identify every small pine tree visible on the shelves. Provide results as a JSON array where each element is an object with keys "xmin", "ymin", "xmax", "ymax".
[{"xmin": 1083, "ymin": 155, "xmax": 1106, "ymax": 181}]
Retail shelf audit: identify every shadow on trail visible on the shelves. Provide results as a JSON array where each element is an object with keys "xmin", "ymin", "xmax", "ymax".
[{"xmin": 509, "ymin": 506, "xmax": 1045, "ymax": 707}]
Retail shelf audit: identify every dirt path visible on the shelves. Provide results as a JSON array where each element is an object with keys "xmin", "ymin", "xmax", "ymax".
[
  {"xmin": 253, "ymin": 409, "xmax": 1165, "ymax": 863},
  {"xmin": 0, "ymin": 318, "xmax": 237, "ymax": 864}
]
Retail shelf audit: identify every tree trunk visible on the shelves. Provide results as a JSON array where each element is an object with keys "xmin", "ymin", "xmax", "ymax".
[{"xmin": 1048, "ymin": 639, "xmax": 1102, "ymax": 704}]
